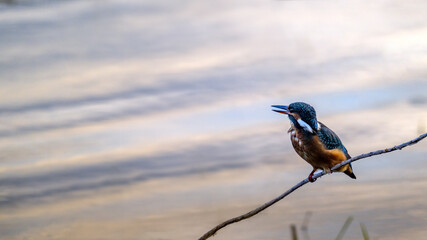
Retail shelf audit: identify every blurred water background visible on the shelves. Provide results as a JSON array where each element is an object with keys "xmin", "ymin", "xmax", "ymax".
[{"xmin": 0, "ymin": 0, "xmax": 426, "ymax": 239}]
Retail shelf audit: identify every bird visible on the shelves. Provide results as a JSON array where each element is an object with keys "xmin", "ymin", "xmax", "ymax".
[{"xmin": 272, "ymin": 102, "xmax": 356, "ymax": 182}]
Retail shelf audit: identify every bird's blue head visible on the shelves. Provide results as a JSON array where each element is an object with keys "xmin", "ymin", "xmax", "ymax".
[{"xmin": 272, "ymin": 102, "xmax": 319, "ymax": 133}]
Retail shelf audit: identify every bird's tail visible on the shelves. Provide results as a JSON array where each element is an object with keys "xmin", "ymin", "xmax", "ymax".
[{"xmin": 344, "ymin": 163, "xmax": 356, "ymax": 179}]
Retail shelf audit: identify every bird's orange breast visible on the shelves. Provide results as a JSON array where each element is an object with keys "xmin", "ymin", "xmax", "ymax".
[{"xmin": 289, "ymin": 126, "xmax": 348, "ymax": 171}]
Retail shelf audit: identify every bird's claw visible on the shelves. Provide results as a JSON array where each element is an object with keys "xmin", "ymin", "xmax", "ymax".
[
  {"xmin": 308, "ymin": 169, "xmax": 317, "ymax": 182},
  {"xmin": 308, "ymin": 176, "xmax": 316, "ymax": 182}
]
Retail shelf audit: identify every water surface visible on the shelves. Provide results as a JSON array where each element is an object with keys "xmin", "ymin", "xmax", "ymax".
[{"xmin": 0, "ymin": 0, "xmax": 426, "ymax": 239}]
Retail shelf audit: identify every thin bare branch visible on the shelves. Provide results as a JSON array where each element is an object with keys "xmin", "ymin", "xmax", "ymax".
[{"xmin": 198, "ymin": 133, "xmax": 427, "ymax": 240}]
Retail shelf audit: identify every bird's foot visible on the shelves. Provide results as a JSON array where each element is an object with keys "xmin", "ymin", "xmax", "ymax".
[
  {"xmin": 324, "ymin": 168, "xmax": 332, "ymax": 174},
  {"xmin": 308, "ymin": 170, "xmax": 317, "ymax": 182}
]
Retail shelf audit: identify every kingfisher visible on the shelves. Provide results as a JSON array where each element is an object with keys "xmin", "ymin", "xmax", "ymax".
[{"xmin": 272, "ymin": 102, "xmax": 356, "ymax": 182}]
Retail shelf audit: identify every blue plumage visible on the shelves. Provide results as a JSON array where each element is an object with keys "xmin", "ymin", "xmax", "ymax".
[{"xmin": 317, "ymin": 122, "xmax": 351, "ymax": 158}]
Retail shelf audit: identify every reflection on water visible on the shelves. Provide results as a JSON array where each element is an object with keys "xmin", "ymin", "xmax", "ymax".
[
  {"xmin": 0, "ymin": 0, "xmax": 426, "ymax": 239},
  {"xmin": 0, "ymin": 0, "xmax": 60, "ymax": 6}
]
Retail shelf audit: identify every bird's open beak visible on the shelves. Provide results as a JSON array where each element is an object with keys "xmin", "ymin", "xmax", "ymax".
[{"xmin": 271, "ymin": 105, "xmax": 290, "ymax": 115}]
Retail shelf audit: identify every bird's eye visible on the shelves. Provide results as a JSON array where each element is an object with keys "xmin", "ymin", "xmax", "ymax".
[{"xmin": 289, "ymin": 107, "xmax": 294, "ymax": 112}]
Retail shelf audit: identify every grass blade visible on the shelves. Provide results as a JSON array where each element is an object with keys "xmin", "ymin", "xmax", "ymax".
[
  {"xmin": 360, "ymin": 223, "xmax": 370, "ymax": 240},
  {"xmin": 290, "ymin": 224, "xmax": 298, "ymax": 240},
  {"xmin": 335, "ymin": 216, "xmax": 354, "ymax": 240}
]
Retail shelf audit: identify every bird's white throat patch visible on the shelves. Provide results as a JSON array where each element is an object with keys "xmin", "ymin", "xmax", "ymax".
[{"xmin": 297, "ymin": 119, "xmax": 314, "ymax": 133}]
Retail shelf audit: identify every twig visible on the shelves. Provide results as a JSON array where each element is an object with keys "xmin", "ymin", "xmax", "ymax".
[{"xmin": 198, "ymin": 133, "xmax": 427, "ymax": 240}]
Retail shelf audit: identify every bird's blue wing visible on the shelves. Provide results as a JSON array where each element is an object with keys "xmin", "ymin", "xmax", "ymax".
[{"xmin": 317, "ymin": 122, "xmax": 351, "ymax": 159}]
